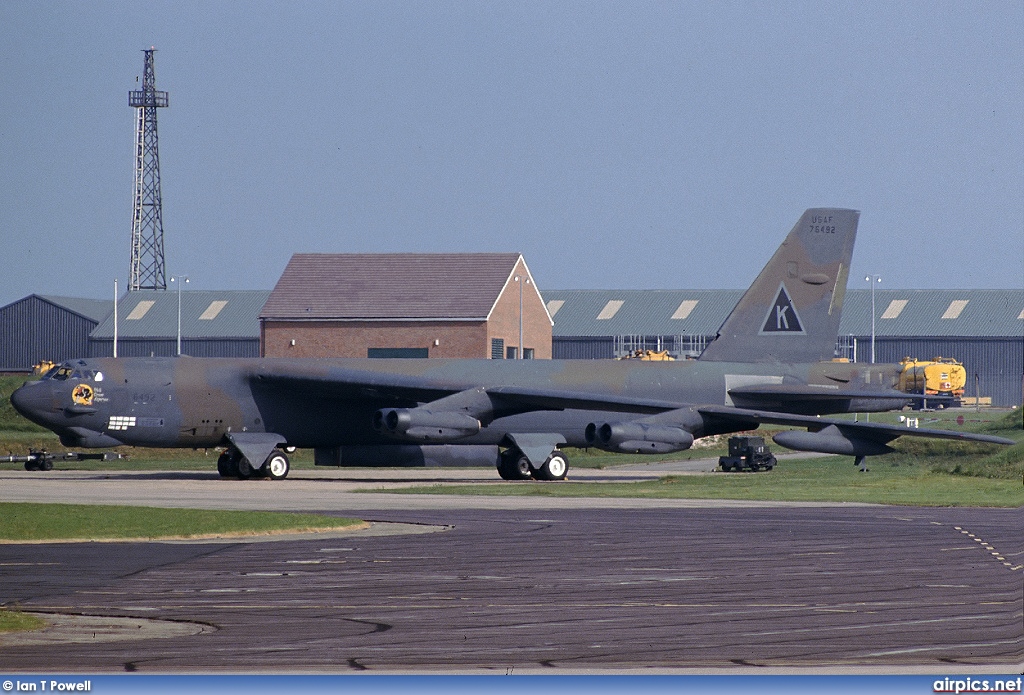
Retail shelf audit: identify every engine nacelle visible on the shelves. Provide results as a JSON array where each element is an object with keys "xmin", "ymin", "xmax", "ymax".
[
  {"xmin": 373, "ymin": 407, "xmax": 481, "ymax": 442},
  {"xmin": 772, "ymin": 426, "xmax": 894, "ymax": 457},
  {"xmin": 585, "ymin": 421, "xmax": 694, "ymax": 454}
]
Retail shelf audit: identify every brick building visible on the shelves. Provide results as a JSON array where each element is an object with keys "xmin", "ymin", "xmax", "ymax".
[{"xmin": 259, "ymin": 253, "xmax": 552, "ymax": 359}]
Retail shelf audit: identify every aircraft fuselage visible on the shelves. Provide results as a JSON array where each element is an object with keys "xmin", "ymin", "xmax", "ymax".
[{"xmin": 11, "ymin": 356, "xmax": 904, "ymax": 451}]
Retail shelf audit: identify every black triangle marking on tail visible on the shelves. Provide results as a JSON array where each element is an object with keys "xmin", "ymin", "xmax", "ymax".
[{"xmin": 760, "ymin": 284, "xmax": 805, "ymax": 334}]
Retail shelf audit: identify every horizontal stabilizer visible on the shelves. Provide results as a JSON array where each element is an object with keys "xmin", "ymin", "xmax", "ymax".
[
  {"xmin": 728, "ymin": 384, "xmax": 914, "ymax": 402},
  {"xmin": 697, "ymin": 404, "xmax": 1014, "ymax": 457}
]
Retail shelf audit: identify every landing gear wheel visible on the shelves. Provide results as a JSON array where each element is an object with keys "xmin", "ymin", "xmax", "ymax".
[
  {"xmin": 515, "ymin": 455, "xmax": 533, "ymax": 479},
  {"xmin": 217, "ymin": 450, "xmax": 240, "ymax": 478},
  {"xmin": 497, "ymin": 458, "xmax": 516, "ymax": 480},
  {"xmin": 263, "ymin": 450, "xmax": 290, "ymax": 480},
  {"xmin": 497, "ymin": 449, "xmax": 533, "ymax": 480},
  {"xmin": 236, "ymin": 457, "xmax": 255, "ymax": 480},
  {"xmin": 534, "ymin": 452, "xmax": 568, "ymax": 481}
]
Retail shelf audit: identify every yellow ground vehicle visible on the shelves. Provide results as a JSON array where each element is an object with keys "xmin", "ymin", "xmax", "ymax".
[
  {"xmin": 898, "ymin": 357, "xmax": 966, "ymax": 406},
  {"xmin": 618, "ymin": 350, "xmax": 675, "ymax": 361}
]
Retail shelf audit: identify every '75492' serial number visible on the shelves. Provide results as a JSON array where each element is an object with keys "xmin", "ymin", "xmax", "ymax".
[{"xmin": 809, "ymin": 215, "xmax": 835, "ymax": 233}]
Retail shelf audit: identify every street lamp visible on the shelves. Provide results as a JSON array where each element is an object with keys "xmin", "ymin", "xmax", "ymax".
[
  {"xmin": 514, "ymin": 274, "xmax": 530, "ymax": 360},
  {"xmin": 865, "ymin": 275, "xmax": 881, "ymax": 363},
  {"xmin": 170, "ymin": 275, "xmax": 189, "ymax": 356}
]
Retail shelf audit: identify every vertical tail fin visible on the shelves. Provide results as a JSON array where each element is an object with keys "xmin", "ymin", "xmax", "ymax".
[{"xmin": 698, "ymin": 208, "xmax": 859, "ymax": 364}]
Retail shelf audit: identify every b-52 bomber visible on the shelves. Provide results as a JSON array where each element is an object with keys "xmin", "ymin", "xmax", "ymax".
[{"xmin": 11, "ymin": 208, "xmax": 1013, "ymax": 480}]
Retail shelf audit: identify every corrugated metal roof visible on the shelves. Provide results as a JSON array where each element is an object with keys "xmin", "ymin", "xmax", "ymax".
[
  {"xmin": 545, "ymin": 290, "xmax": 743, "ymax": 336},
  {"xmin": 36, "ymin": 295, "xmax": 113, "ymax": 323},
  {"xmin": 545, "ymin": 289, "xmax": 1024, "ymax": 338},
  {"xmin": 91, "ymin": 290, "xmax": 271, "ymax": 339},
  {"xmin": 839, "ymin": 290, "xmax": 1024, "ymax": 337},
  {"xmin": 260, "ymin": 253, "xmax": 524, "ymax": 320}
]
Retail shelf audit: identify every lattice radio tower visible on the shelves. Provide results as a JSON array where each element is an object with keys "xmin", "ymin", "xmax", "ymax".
[{"xmin": 128, "ymin": 48, "xmax": 169, "ymax": 291}]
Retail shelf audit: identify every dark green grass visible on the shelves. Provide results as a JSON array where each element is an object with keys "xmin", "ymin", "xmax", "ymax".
[
  {"xmin": 383, "ymin": 455, "xmax": 1023, "ymax": 507},
  {"xmin": 0, "ymin": 375, "xmax": 48, "ymax": 433},
  {"xmin": 0, "ymin": 502, "xmax": 364, "ymax": 542}
]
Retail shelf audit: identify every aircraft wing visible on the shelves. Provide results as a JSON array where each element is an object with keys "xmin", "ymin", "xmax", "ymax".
[
  {"xmin": 696, "ymin": 404, "xmax": 1015, "ymax": 456},
  {"xmin": 250, "ymin": 364, "xmax": 687, "ymax": 414},
  {"xmin": 252, "ymin": 365, "xmax": 690, "ymax": 442},
  {"xmin": 726, "ymin": 384, "xmax": 955, "ymax": 410},
  {"xmin": 250, "ymin": 363, "xmax": 1012, "ymax": 456},
  {"xmin": 729, "ymin": 384, "xmax": 920, "ymax": 402},
  {"xmin": 485, "ymin": 386, "xmax": 682, "ymax": 414},
  {"xmin": 249, "ymin": 363, "xmax": 458, "ymax": 405}
]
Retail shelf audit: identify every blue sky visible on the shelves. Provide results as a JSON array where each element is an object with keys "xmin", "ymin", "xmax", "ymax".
[{"xmin": 1, "ymin": 1, "xmax": 1021, "ymax": 308}]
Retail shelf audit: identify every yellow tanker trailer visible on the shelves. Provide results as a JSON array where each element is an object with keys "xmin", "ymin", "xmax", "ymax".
[{"xmin": 898, "ymin": 357, "xmax": 967, "ymax": 406}]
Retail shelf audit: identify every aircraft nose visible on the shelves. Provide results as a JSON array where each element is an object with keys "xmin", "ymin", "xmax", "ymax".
[{"xmin": 10, "ymin": 381, "xmax": 50, "ymax": 423}]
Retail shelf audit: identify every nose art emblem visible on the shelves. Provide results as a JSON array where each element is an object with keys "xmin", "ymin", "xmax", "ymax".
[{"xmin": 72, "ymin": 384, "xmax": 95, "ymax": 406}]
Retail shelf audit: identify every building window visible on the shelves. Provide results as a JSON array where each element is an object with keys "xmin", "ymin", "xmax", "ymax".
[
  {"xmin": 506, "ymin": 346, "xmax": 518, "ymax": 360},
  {"xmin": 491, "ymin": 338, "xmax": 504, "ymax": 359},
  {"xmin": 367, "ymin": 348, "xmax": 429, "ymax": 359},
  {"xmin": 523, "ymin": 348, "xmax": 534, "ymax": 360}
]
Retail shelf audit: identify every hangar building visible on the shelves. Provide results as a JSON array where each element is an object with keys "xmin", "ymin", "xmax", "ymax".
[
  {"xmin": 545, "ymin": 288, "xmax": 1024, "ymax": 407},
  {"xmin": 0, "ymin": 295, "xmax": 112, "ymax": 371},
  {"xmin": 259, "ymin": 253, "xmax": 552, "ymax": 359},
  {"xmin": 89, "ymin": 290, "xmax": 270, "ymax": 358}
]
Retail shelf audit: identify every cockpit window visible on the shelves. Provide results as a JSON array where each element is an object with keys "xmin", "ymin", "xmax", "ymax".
[
  {"xmin": 44, "ymin": 364, "xmax": 102, "ymax": 381},
  {"xmin": 47, "ymin": 366, "xmax": 74, "ymax": 381}
]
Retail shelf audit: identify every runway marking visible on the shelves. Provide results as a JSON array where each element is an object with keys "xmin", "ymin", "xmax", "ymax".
[
  {"xmin": 0, "ymin": 562, "xmax": 60, "ymax": 566},
  {"xmin": 862, "ymin": 638, "xmax": 1022, "ymax": 658},
  {"xmin": 744, "ymin": 612, "xmax": 1007, "ymax": 637},
  {"xmin": 953, "ymin": 526, "xmax": 1023, "ymax": 572}
]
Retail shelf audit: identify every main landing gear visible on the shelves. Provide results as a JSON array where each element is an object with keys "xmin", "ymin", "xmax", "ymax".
[
  {"xmin": 496, "ymin": 448, "xmax": 569, "ymax": 481},
  {"xmin": 217, "ymin": 447, "xmax": 291, "ymax": 480}
]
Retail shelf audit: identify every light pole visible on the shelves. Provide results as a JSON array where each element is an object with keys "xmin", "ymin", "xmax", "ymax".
[
  {"xmin": 113, "ymin": 279, "xmax": 118, "ymax": 358},
  {"xmin": 170, "ymin": 275, "xmax": 189, "ymax": 356},
  {"xmin": 515, "ymin": 275, "xmax": 530, "ymax": 359},
  {"xmin": 865, "ymin": 275, "xmax": 881, "ymax": 363}
]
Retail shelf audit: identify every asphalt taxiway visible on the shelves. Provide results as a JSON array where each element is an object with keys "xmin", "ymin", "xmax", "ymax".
[{"xmin": 0, "ymin": 465, "xmax": 1021, "ymax": 673}]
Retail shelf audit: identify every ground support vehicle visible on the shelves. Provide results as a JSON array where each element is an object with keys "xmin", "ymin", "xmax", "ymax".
[
  {"xmin": 0, "ymin": 450, "xmax": 124, "ymax": 471},
  {"xmin": 718, "ymin": 436, "xmax": 777, "ymax": 472}
]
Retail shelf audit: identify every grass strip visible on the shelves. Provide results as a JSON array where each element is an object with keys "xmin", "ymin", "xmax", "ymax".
[
  {"xmin": 0, "ymin": 610, "xmax": 47, "ymax": 634},
  {"xmin": 380, "ymin": 456, "xmax": 1024, "ymax": 507},
  {"xmin": 0, "ymin": 503, "xmax": 364, "ymax": 542}
]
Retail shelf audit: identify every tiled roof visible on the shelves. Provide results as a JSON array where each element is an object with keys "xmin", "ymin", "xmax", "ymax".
[{"xmin": 260, "ymin": 253, "xmax": 525, "ymax": 320}]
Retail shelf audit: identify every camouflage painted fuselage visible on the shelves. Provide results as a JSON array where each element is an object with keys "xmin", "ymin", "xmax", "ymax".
[{"xmin": 12, "ymin": 355, "xmax": 904, "ymax": 451}]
